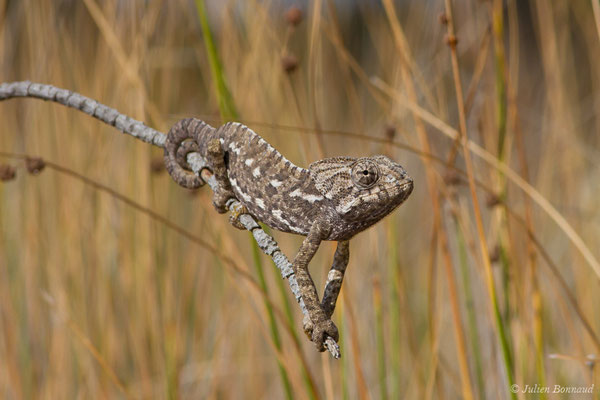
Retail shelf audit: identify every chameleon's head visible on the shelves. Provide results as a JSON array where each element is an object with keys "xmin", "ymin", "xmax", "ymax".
[{"xmin": 309, "ymin": 155, "xmax": 413, "ymax": 229}]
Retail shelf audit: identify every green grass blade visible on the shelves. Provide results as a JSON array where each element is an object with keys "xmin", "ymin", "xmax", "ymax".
[{"xmin": 194, "ymin": 0, "xmax": 238, "ymax": 121}]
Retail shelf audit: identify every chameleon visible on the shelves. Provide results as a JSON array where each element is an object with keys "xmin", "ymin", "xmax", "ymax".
[{"xmin": 164, "ymin": 118, "xmax": 414, "ymax": 351}]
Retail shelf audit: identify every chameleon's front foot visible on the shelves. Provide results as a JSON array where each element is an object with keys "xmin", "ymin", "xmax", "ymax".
[
  {"xmin": 310, "ymin": 318, "xmax": 339, "ymax": 352},
  {"xmin": 211, "ymin": 190, "xmax": 234, "ymax": 214},
  {"xmin": 303, "ymin": 315, "xmax": 338, "ymax": 351}
]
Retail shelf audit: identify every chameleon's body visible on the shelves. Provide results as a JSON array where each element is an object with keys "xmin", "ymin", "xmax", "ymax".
[
  {"xmin": 164, "ymin": 118, "xmax": 413, "ymax": 351},
  {"xmin": 165, "ymin": 118, "xmax": 413, "ymax": 240}
]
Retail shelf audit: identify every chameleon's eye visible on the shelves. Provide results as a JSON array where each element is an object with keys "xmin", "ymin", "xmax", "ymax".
[{"xmin": 351, "ymin": 161, "xmax": 379, "ymax": 188}]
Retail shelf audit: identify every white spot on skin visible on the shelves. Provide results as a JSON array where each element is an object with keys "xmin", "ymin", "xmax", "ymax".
[
  {"xmin": 253, "ymin": 167, "xmax": 261, "ymax": 178},
  {"xmin": 272, "ymin": 209, "xmax": 295, "ymax": 231},
  {"xmin": 336, "ymin": 196, "xmax": 357, "ymax": 215},
  {"xmin": 228, "ymin": 141, "xmax": 241, "ymax": 155},
  {"xmin": 363, "ymin": 193, "xmax": 380, "ymax": 203},
  {"xmin": 245, "ymin": 158, "xmax": 254, "ymax": 166},
  {"xmin": 368, "ymin": 186, "xmax": 381, "ymax": 195},
  {"xmin": 270, "ymin": 209, "xmax": 303, "ymax": 233},
  {"xmin": 230, "ymin": 178, "xmax": 252, "ymax": 202},
  {"xmin": 255, "ymin": 198, "xmax": 265, "ymax": 209},
  {"xmin": 270, "ymin": 180, "xmax": 283, "ymax": 188},
  {"xmin": 289, "ymin": 189, "xmax": 324, "ymax": 203},
  {"xmin": 289, "ymin": 226, "xmax": 304, "ymax": 234},
  {"xmin": 304, "ymin": 194, "xmax": 324, "ymax": 203},
  {"xmin": 239, "ymin": 191, "xmax": 252, "ymax": 202},
  {"xmin": 327, "ymin": 270, "xmax": 343, "ymax": 282}
]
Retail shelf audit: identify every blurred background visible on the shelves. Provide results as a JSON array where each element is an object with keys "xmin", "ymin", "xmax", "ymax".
[{"xmin": 1, "ymin": 0, "xmax": 599, "ymax": 398}]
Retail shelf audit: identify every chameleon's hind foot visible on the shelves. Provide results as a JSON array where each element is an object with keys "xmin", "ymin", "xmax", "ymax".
[
  {"xmin": 211, "ymin": 191, "xmax": 233, "ymax": 214},
  {"xmin": 207, "ymin": 138, "xmax": 236, "ymax": 213}
]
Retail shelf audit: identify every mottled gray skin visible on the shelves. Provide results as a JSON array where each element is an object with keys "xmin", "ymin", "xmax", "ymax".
[{"xmin": 164, "ymin": 118, "xmax": 413, "ymax": 351}]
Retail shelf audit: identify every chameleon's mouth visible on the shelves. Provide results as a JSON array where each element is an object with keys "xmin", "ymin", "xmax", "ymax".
[
  {"xmin": 399, "ymin": 176, "xmax": 414, "ymax": 197},
  {"xmin": 383, "ymin": 177, "xmax": 413, "ymax": 206}
]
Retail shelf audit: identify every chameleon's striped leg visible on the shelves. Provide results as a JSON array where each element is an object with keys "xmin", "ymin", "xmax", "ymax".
[
  {"xmin": 304, "ymin": 240, "xmax": 349, "ymax": 339},
  {"xmin": 321, "ymin": 240, "xmax": 350, "ymax": 318},
  {"xmin": 295, "ymin": 220, "xmax": 339, "ymax": 351}
]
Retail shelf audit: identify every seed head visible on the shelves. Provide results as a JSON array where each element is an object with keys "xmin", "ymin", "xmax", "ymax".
[
  {"xmin": 0, "ymin": 164, "xmax": 16, "ymax": 181},
  {"xmin": 25, "ymin": 157, "xmax": 45, "ymax": 175},
  {"xmin": 384, "ymin": 124, "xmax": 396, "ymax": 141},
  {"xmin": 281, "ymin": 54, "xmax": 299, "ymax": 73},
  {"xmin": 285, "ymin": 6, "xmax": 303, "ymax": 26},
  {"xmin": 445, "ymin": 34, "xmax": 458, "ymax": 48},
  {"xmin": 438, "ymin": 12, "xmax": 449, "ymax": 25}
]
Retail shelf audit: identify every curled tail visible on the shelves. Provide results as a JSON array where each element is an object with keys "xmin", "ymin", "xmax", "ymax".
[{"xmin": 164, "ymin": 118, "xmax": 216, "ymax": 189}]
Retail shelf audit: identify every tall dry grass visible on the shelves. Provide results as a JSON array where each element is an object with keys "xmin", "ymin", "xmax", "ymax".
[{"xmin": 1, "ymin": 0, "xmax": 599, "ymax": 398}]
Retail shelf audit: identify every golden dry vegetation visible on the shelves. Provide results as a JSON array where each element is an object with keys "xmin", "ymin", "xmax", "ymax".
[{"xmin": 1, "ymin": 0, "xmax": 599, "ymax": 399}]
